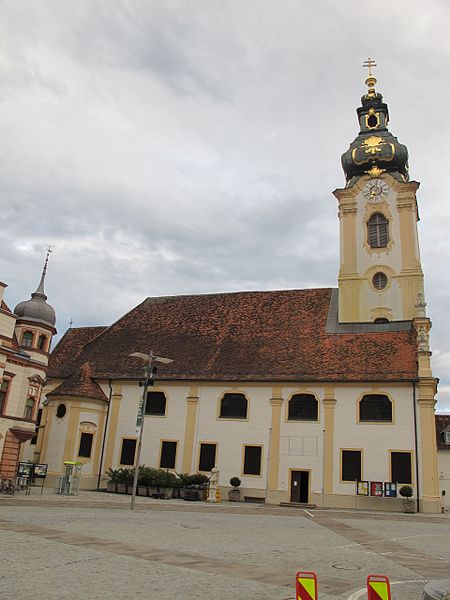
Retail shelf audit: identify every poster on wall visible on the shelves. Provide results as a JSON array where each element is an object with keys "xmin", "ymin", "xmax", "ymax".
[
  {"xmin": 33, "ymin": 464, "xmax": 48, "ymax": 479},
  {"xmin": 17, "ymin": 462, "xmax": 33, "ymax": 478},
  {"xmin": 370, "ymin": 481, "xmax": 383, "ymax": 496},
  {"xmin": 357, "ymin": 480, "xmax": 369, "ymax": 495},
  {"xmin": 384, "ymin": 482, "xmax": 397, "ymax": 497}
]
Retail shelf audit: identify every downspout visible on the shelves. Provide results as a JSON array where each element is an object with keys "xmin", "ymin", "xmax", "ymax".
[
  {"xmin": 412, "ymin": 379, "xmax": 420, "ymax": 513},
  {"xmin": 97, "ymin": 379, "xmax": 113, "ymax": 490}
]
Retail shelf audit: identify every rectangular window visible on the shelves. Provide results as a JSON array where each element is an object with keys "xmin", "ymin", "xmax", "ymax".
[
  {"xmin": 120, "ymin": 438, "xmax": 137, "ymax": 466},
  {"xmin": 24, "ymin": 398, "xmax": 35, "ymax": 420},
  {"xmin": 243, "ymin": 445, "xmax": 262, "ymax": 475},
  {"xmin": 30, "ymin": 408, "xmax": 43, "ymax": 445},
  {"xmin": 198, "ymin": 443, "xmax": 216, "ymax": 472},
  {"xmin": 78, "ymin": 432, "xmax": 94, "ymax": 458},
  {"xmin": 391, "ymin": 451, "xmax": 412, "ymax": 484},
  {"xmin": 160, "ymin": 441, "xmax": 177, "ymax": 469},
  {"xmin": 341, "ymin": 450, "xmax": 362, "ymax": 482},
  {"xmin": 0, "ymin": 379, "xmax": 11, "ymax": 415}
]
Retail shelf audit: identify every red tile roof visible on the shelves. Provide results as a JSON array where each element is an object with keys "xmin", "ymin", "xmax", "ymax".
[
  {"xmin": 48, "ymin": 362, "xmax": 108, "ymax": 401},
  {"xmin": 48, "ymin": 289, "xmax": 418, "ymax": 383},
  {"xmin": 49, "ymin": 326, "xmax": 107, "ymax": 377}
]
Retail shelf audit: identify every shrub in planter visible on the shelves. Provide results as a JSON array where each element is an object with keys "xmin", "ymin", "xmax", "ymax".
[
  {"xmin": 106, "ymin": 468, "xmax": 119, "ymax": 493},
  {"xmin": 399, "ymin": 485, "xmax": 415, "ymax": 513},
  {"xmin": 228, "ymin": 477, "xmax": 241, "ymax": 502}
]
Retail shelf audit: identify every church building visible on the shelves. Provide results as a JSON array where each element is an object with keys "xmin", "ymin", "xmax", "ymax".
[{"xmin": 33, "ymin": 65, "xmax": 441, "ymax": 512}]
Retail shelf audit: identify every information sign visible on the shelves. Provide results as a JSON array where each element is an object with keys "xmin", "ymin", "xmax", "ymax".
[
  {"xmin": 17, "ymin": 462, "xmax": 33, "ymax": 478},
  {"xmin": 384, "ymin": 482, "xmax": 397, "ymax": 497},
  {"xmin": 33, "ymin": 464, "xmax": 48, "ymax": 479},
  {"xmin": 370, "ymin": 481, "xmax": 383, "ymax": 497},
  {"xmin": 356, "ymin": 480, "xmax": 369, "ymax": 496}
]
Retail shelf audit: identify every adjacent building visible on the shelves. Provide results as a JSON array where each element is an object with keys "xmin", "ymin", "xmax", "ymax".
[{"xmin": 0, "ymin": 255, "xmax": 56, "ymax": 479}]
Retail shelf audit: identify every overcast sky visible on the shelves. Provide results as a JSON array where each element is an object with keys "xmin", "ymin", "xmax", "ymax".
[{"xmin": 1, "ymin": 1, "xmax": 449, "ymax": 410}]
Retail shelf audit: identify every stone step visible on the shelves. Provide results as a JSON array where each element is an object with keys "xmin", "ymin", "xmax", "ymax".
[{"xmin": 279, "ymin": 502, "xmax": 317, "ymax": 509}]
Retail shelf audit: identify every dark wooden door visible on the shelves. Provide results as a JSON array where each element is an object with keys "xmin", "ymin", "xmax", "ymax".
[{"xmin": 290, "ymin": 470, "xmax": 309, "ymax": 503}]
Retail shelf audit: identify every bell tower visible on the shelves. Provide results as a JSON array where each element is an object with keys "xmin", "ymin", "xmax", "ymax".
[{"xmin": 334, "ymin": 59, "xmax": 424, "ymax": 323}]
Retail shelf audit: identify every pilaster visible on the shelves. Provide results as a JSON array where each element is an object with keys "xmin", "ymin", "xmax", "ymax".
[
  {"xmin": 323, "ymin": 388, "xmax": 336, "ymax": 498},
  {"xmin": 103, "ymin": 383, "xmax": 122, "ymax": 472},
  {"xmin": 268, "ymin": 386, "xmax": 283, "ymax": 492},
  {"xmin": 182, "ymin": 386, "xmax": 199, "ymax": 473}
]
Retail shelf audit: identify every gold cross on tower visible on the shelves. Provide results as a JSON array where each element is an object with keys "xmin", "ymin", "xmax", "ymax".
[{"xmin": 363, "ymin": 57, "xmax": 377, "ymax": 97}]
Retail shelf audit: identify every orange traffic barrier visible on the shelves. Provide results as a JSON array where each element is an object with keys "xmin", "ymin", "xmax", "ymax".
[
  {"xmin": 296, "ymin": 571, "xmax": 318, "ymax": 600},
  {"xmin": 367, "ymin": 574, "xmax": 391, "ymax": 600}
]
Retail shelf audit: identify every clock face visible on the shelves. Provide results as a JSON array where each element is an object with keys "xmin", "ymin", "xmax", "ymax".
[{"xmin": 363, "ymin": 179, "xmax": 390, "ymax": 202}]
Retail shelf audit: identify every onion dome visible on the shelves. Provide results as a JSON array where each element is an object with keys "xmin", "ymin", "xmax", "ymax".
[
  {"xmin": 14, "ymin": 249, "xmax": 56, "ymax": 327},
  {"xmin": 341, "ymin": 59, "xmax": 409, "ymax": 186}
]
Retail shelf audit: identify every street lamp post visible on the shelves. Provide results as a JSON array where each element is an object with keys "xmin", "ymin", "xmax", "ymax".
[{"xmin": 129, "ymin": 351, "xmax": 173, "ymax": 511}]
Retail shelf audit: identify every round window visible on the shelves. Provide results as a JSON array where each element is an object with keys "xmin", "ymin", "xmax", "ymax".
[
  {"xmin": 56, "ymin": 403, "xmax": 67, "ymax": 418},
  {"xmin": 372, "ymin": 272, "xmax": 388, "ymax": 290}
]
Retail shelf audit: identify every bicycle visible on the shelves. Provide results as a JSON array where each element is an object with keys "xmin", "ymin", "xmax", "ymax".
[{"xmin": 0, "ymin": 478, "xmax": 15, "ymax": 495}]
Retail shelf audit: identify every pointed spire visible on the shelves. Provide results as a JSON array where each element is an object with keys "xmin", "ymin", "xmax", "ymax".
[
  {"xmin": 14, "ymin": 245, "xmax": 56, "ymax": 327},
  {"xmin": 32, "ymin": 245, "xmax": 52, "ymax": 300}
]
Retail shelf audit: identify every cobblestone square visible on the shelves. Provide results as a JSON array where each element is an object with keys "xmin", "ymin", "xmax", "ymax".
[{"xmin": 1, "ymin": 492, "xmax": 449, "ymax": 600}]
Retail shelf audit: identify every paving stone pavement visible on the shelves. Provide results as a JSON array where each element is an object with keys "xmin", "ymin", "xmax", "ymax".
[{"xmin": 1, "ymin": 491, "xmax": 449, "ymax": 599}]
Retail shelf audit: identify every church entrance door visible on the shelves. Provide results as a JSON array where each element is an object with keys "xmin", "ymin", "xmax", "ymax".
[{"xmin": 290, "ymin": 470, "xmax": 309, "ymax": 503}]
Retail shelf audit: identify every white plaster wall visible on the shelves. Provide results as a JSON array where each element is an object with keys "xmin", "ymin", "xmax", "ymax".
[
  {"xmin": 113, "ymin": 383, "xmax": 188, "ymax": 471},
  {"xmin": 333, "ymin": 384, "xmax": 415, "ymax": 496},
  {"xmin": 438, "ymin": 450, "xmax": 450, "ymax": 508},
  {"xmin": 75, "ymin": 409, "xmax": 101, "ymax": 475},
  {"xmin": 194, "ymin": 385, "xmax": 272, "ymax": 489},
  {"xmin": 278, "ymin": 386, "xmax": 324, "ymax": 496},
  {"xmin": 47, "ymin": 402, "xmax": 69, "ymax": 473}
]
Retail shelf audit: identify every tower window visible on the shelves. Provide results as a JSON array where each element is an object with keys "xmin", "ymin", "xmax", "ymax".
[
  {"xmin": 219, "ymin": 393, "xmax": 248, "ymax": 419},
  {"xmin": 359, "ymin": 394, "xmax": 392, "ymax": 422},
  {"xmin": 287, "ymin": 394, "xmax": 318, "ymax": 421},
  {"xmin": 367, "ymin": 213, "xmax": 389, "ymax": 248},
  {"xmin": 38, "ymin": 335, "xmax": 47, "ymax": 350},
  {"xmin": 372, "ymin": 272, "xmax": 388, "ymax": 290},
  {"xmin": 367, "ymin": 114, "xmax": 378, "ymax": 128},
  {"xmin": 22, "ymin": 331, "xmax": 34, "ymax": 347}
]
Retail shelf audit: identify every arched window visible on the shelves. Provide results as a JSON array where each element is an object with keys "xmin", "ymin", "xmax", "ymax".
[
  {"xmin": 367, "ymin": 213, "xmax": 389, "ymax": 248},
  {"xmin": 288, "ymin": 394, "xmax": 318, "ymax": 421},
  {"xmin": 219, "ymin": 393, "xmax": 247, "ymax": 419},
  {"xmin": 359, "ymin": 394, "xmax": 392, "ymax": 422},
  {"xmin": 22, "ymin": 331, "xmax": 34, "ymax": 348},
  {"xmin": 374, "ymin": 317, "xmax": 389, "ymax": 324},
  {"xmin": 145, "ymin": 391, "xmax": 167, "ymax": 416},
  {"xmin": 38, "ymin": 334, "xmax": 47, "ymax": 350}
]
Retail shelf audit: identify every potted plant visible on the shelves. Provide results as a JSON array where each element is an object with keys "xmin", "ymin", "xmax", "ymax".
[
  {"xmin": 116, "ymin": 468, "xmax": 131, "ymax": 494},
  {"xmin": 228, "ymin": 477, "xmax": 241, "ymax": 502},
  {"xmin": 137, "ymin": 466, "xmax": 151, "ymax": 497},
  {"xmin": 106, "ymin": 468, "xmax": 119, "ymax": 493},
  {"xmin": 399, "ymin": 484, "xmax": 415, "ymax": 513}
]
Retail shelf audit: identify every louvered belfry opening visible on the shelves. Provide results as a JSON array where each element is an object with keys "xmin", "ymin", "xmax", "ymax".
[{"xmin": 367, "ymin": 212, "xmax": 389, "ymax": 248}]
